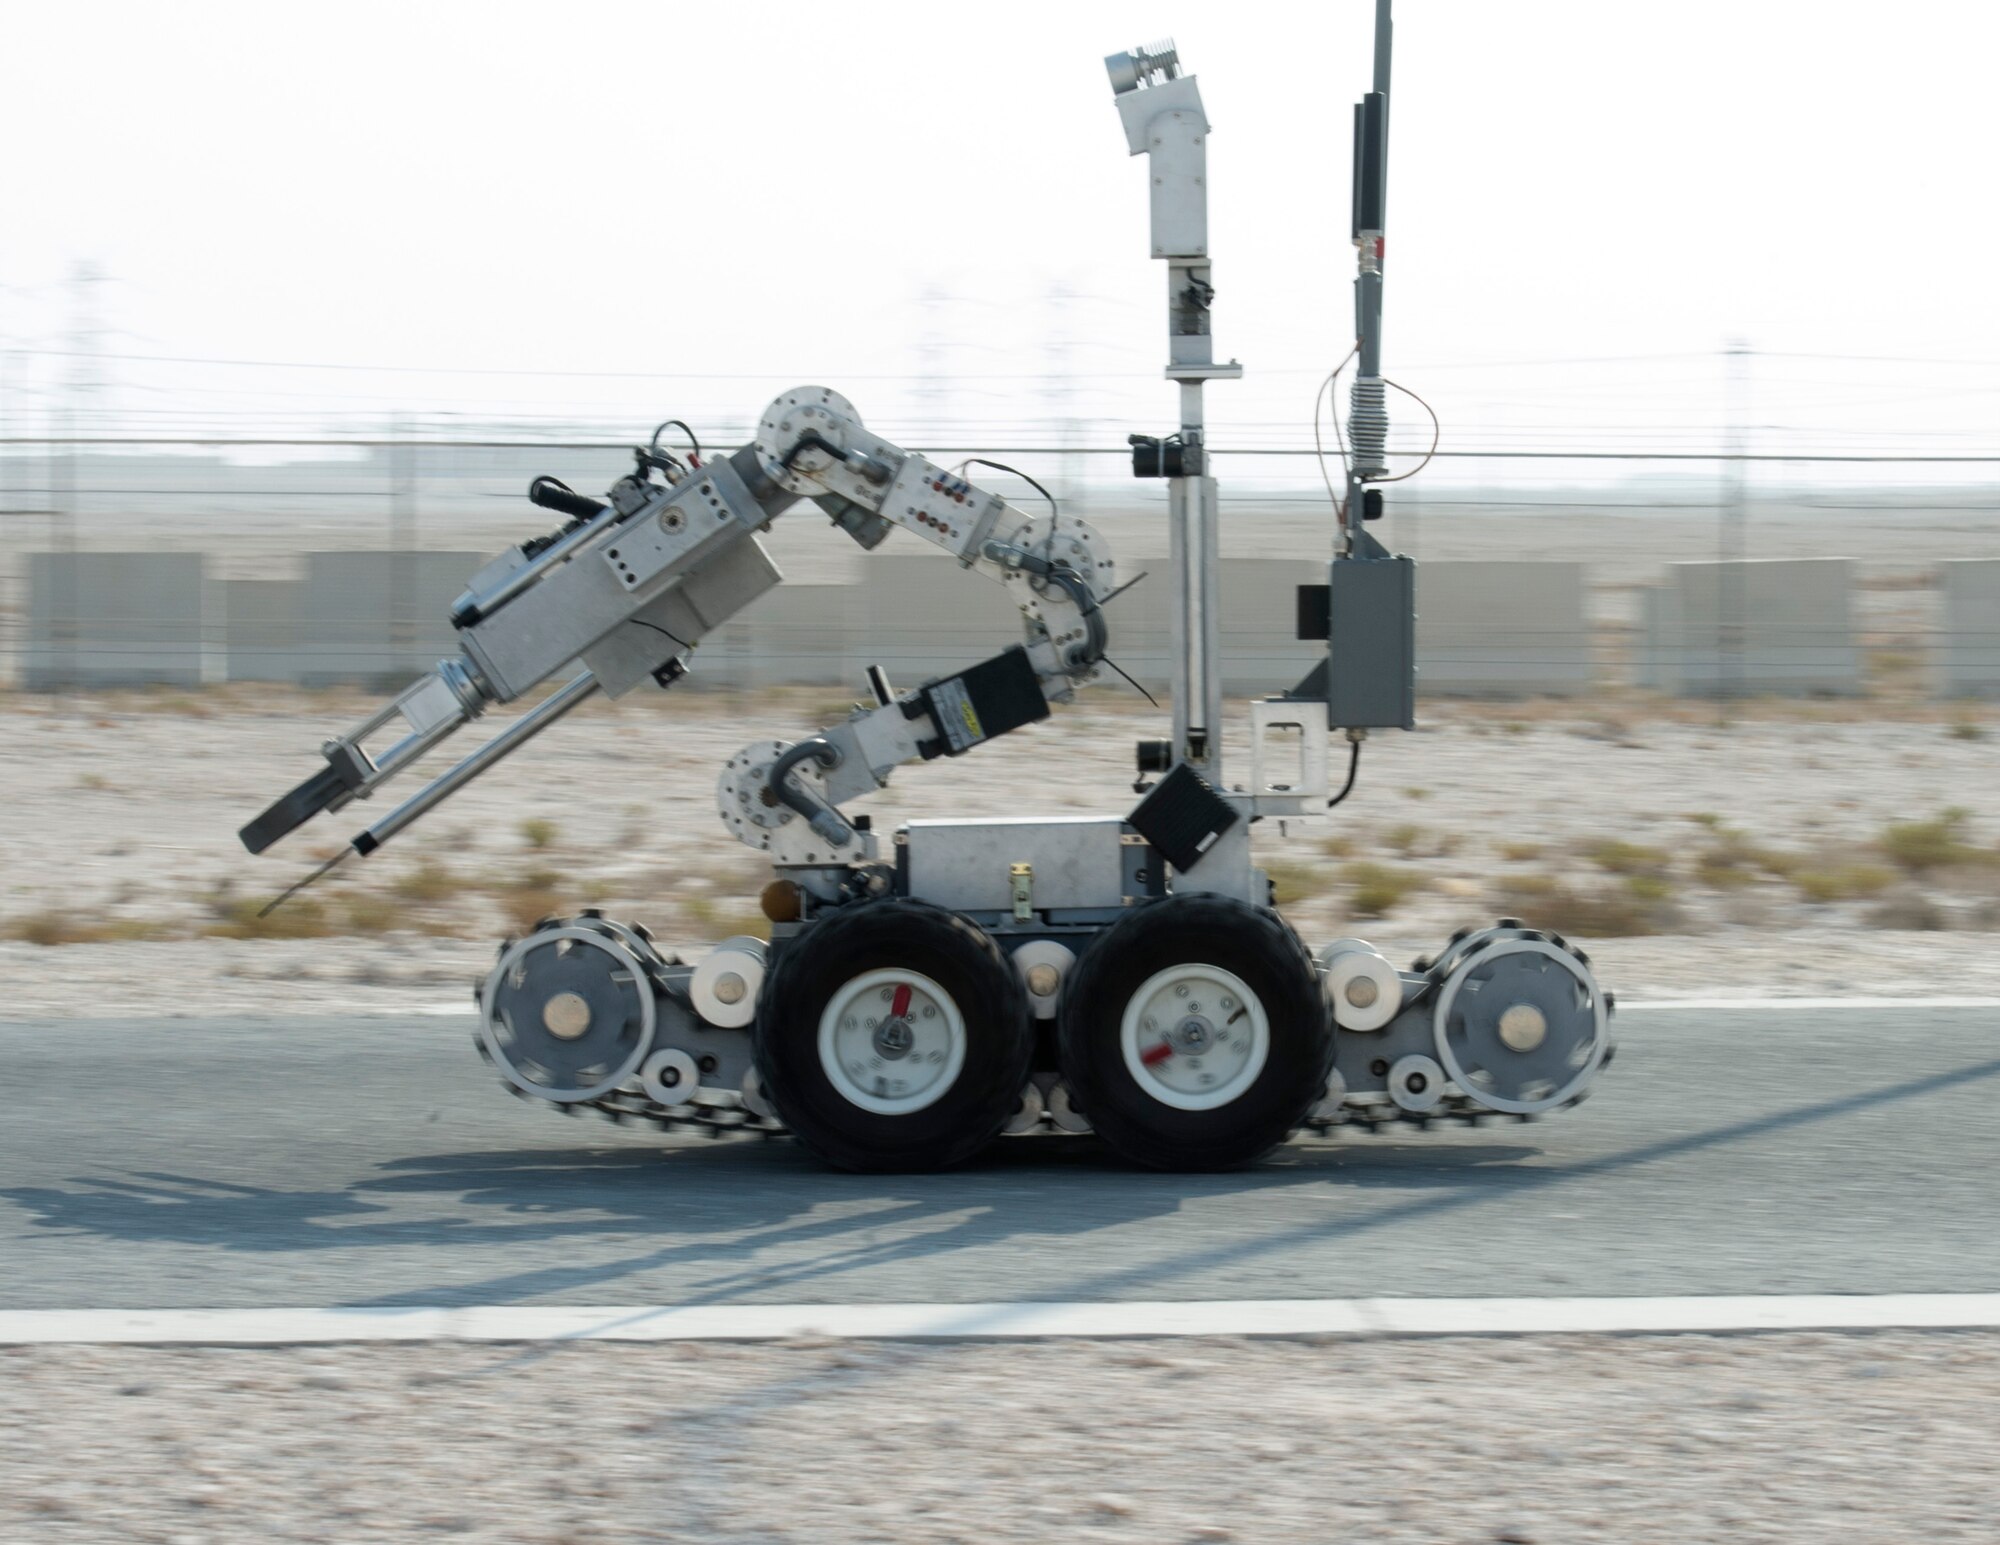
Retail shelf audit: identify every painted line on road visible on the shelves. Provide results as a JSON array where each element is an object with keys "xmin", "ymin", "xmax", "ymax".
[
  {"xmin": 1616, "ymin": 996, "xmax": 2000, "ymax": 1012},
  {"xmin": 4, "ymin": 1295, "xmax": 1999, "ymax": 1346}
]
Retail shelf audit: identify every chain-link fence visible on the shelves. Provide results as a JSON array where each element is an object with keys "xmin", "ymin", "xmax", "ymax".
[{"xmin": 2, "ymin": 436, "xmax": 1996, "ymax": 701}]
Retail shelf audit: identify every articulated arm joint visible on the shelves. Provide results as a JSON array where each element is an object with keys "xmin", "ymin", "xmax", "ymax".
[{"xmin": 768, "ymin": 738, "xmax": 853, "ymax": 846}]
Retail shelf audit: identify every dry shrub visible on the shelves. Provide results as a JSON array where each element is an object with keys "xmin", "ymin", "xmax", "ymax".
[
  {"xmin": 496, "ymin": 885, "xmax": 562, "ymax": 935},
  {"xmin": 1580, "ymin": 838, "xmax": 1671, "ymax": 877},
  {"xmin": 473, "ymin": 865, "xmax": 566, "ymax": 934},
  {"xmin": 1880, "ymin": 808, "xmax": 1984, "ymax": 874},
  {"xmin": 1262, "ymin": 856, "xmax": 1325, "ymax": 907},
  {"xmin": 1341, "ymin": 861, "xmax": 1426, "ymax": 918},
  {"xmin": 518, "ymin": 817, "xmax": 560, "ymax": 851},
  {"xmin": 681, "ymin": 894, "xmax": 769, "ymax": 940},
  {"xmin": 1865, "ymin": 889, "xmax": 1948, "ymax": 931},
  {"xmin": 205, "ymin": 897, "xmax": 335, "ymax": 941},
  {"xmin": 1695, "ymin": 828, "xmax": 1796, "ymax": 889},
  {"xmin": 1491, "ymin": 871, "xmax": 1681, "ymax": 937},
  {"xmin": 340, "ymin": 893, "xmax": 404, "ymax": 934},
  {"xmin": 3, "ymin": 913, "xmax": 176, "ymax": 947},
  {"xmin": 1385, "ymin": 823, "xmax": 1458, "ymax": 860},
  {"xmin": 5, "ymin": 913, "xmax": 97, "ymax": 947},
  {"xmin": 1937, "ymin": 862, "xmax": 2000, "ymax": 899},
  {"xmin": 1791, "ymin": 861, "xmax": 1897, "ymax": 904},
  {"xmin": 1496, "ymin": 840, "xmax": 1544, "ymax": 862},
  {"xmin": 392, "ymin": 859, "xmax": 457, "ymax": 904}
]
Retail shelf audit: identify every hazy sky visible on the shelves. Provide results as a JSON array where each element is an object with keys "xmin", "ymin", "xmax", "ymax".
[{"xmin": 4, "ymin": 0, "xmax": 1998, "ymax": 462}]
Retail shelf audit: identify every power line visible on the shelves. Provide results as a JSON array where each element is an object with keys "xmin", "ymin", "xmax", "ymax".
[
  {"xmin": 4, "ymin": 436, "xmax": 1999, "ymax": 463},
  {"xmin": 17, "ymin": 343, "xmax": 2000, "ymax": 379}
]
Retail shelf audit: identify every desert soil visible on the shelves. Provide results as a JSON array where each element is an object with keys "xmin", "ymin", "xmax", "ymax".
[
  {"xmin": 2, "ymin": 1331, "xmax": 1995, "ymax": 1543},
  {"xmin": 1, "ymin": 685, "xmax": 1998, "ymax": 1016}
]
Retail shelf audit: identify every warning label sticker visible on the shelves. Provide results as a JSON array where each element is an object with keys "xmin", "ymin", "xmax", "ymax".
[{"xmin": 929, "ymin": 677, "xmax": 985, "ymax": 754}]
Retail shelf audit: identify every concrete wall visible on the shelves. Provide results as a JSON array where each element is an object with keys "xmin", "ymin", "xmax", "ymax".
[
  {"xmin": 1211, "ymin": 557, "xmax": 1595, "ymax": 700},
  {"xmin": 846, "ymin": 556, "xmax": 1028, "ymax": 693},
  {"xmin": 221, "ymin": 579, "xmax": 307, "ymax": 683},
  {"xmin": 1417, "ymin": 560, "xmax": 1592, "ymax": 697},
  {"xmin": 22, "ymin": 552, "xmax": 207, "ymax": 688},
  {"xmin": 298, "ymin": 551, "xmax": 486, "ymax": 687},
  {"xmin": 721, "ymin": 584, "xmax": 856, "ymax": 689},
  {"xmin": 1219, "ymin": 559, "xmax": 1322, "ymax": 695},
  {"xmin": 41, "ymin": 548, "xmax": 2000, "ymax": 707},
  {"xmin": 1641, "ymin": 558, "xmax": 1861, "ymax": 697},
  {"xmin": 1939, "ymin": 559, "xmax": 2000, "ymax": 699}
]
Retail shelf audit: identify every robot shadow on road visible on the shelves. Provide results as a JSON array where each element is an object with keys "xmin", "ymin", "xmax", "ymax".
[
  {"xmin": 0, "ymin": 1134, "xmax": 1541, "ymax": 1309},
  {"xmin": 14, "ymin": 1044, "xmax": 2000, "ymax": 1309}
]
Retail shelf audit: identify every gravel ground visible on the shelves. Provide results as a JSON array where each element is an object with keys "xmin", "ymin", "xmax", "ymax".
[
  {"xmin": 3, "ymin": 687, "xmax": 1999, "ymax": 1014},
  {"xmin": 2, "ymin": 1332, "xmax": 1996, "ymax": 1543}
]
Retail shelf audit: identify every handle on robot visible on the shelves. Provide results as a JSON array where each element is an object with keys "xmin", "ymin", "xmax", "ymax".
[
  {"xmin": 768, "ymin": 737, "xmax": 853, "ymax": 846},
  {"xmin": 527, "ymin": 476, "xmax": 609, "ymax": 521}
]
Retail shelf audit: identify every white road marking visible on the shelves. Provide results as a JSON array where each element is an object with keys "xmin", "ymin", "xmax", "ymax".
[
  {"xmin": 3, "ymin": 1295, "xmax": 1998, "ymax": 1346},
  {"xmin": 1617, "ymin": 996, "xmax": 2000, "ymax": 1012}
]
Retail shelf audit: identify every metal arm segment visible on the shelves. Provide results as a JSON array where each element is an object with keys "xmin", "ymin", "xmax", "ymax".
[
  {"xmin": 242, "ymin": 390, "xmax": 1118, "ymax": 886},
  {"xmin": 1107, "ymin": 40, "xmax": 1240, "ymax": 782}
]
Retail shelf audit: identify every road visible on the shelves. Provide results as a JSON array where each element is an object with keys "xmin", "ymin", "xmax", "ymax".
[{"xmin": 1, "ymin": 1006, "xmax": 1996, "ymax": 1311}]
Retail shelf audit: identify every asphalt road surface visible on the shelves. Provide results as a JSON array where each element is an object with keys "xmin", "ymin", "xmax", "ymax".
[{"xmin": 2, "ymin": 1006, "xmax": 1996, "ymax": 1311}]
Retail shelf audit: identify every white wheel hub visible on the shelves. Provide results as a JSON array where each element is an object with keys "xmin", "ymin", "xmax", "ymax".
[
  {"xmin": 818, "ymin": 968, "xmax": 966, "ymax": 1115},
  {"xmin": 1119, "ymin": 962, "xmax": 1270, "ymax": 1111}
]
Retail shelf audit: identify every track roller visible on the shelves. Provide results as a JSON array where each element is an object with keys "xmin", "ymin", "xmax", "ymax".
[
  {"xmin": 751, "ymin": 899, "xmax": 1032, "ymax": 1172},
  {"xmin": 479, "ymin": 924, "xmax": 656, "ymax": 1102},
  {"xmin": 1432, "ymin": 934, "xmax": 1609, "ymax": 1114},
  {"xmin": 1057, "ymin": 895, "xmax": 1332, "ymax": 1170}
]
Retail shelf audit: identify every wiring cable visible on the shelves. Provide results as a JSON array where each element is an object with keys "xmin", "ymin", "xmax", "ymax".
[
  {"xmin": 1327, "ymin": 735, "xmax": 1364, "ymax": 808},
  {"xmin": 1099, "ymin": 654, "xmax": 1159, "ymax": 708},
  {"xmin": 629, "ymin": 617, "xmax": 695, "ymax": 653},
  {"xmin": 650, "ymin": 418, "xmax": 702, "ymax": 466},
  {"xmin": 1313, "ymin": 342, "xmax": 1359, "ymax": 515},
  {"xmin": 1373, "ymin": 377, "xmax": 1441, "ymax": 483},
  {"xmin": 951, "ymin": 457, "xmax": 1058, "ymax": 520}
]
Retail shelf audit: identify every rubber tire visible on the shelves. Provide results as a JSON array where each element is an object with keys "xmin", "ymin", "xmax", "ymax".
[
  {"xmin": 1058, "ymin": 894, "xmax": 1332, "ymax": 1171},
  {"xmin": 753, "ymin": 899, "xmax": 1032, "ymax": 1173}
]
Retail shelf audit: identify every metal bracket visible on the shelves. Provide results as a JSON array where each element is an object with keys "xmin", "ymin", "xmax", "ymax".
[
  {"xmin": 1010, "ymin": 862, "xmax": 1034, "ymax": 921},
  {"xmin": 1248, "ymin": 698, "xmax": 1331, "ymax": 818}
]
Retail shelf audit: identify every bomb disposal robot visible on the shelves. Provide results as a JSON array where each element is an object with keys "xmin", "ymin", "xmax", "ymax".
[{"xmin": 242, "ymin": 7, "xmax": 1612, "ymax": 1171}]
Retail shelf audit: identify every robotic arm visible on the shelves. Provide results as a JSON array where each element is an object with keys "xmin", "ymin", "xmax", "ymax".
[
  {"xmin": 723, "ymin": 388, "xmax": 1117, "ymax": 863},
  {"xmin": 239, "ymin": 388, "xmax": 1118, "ymax": 892}
]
